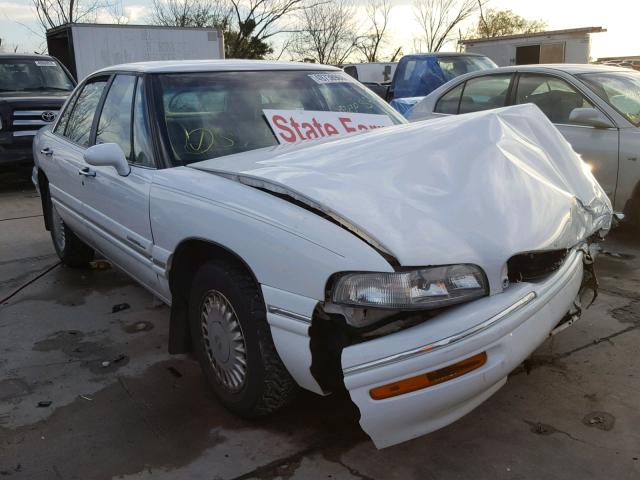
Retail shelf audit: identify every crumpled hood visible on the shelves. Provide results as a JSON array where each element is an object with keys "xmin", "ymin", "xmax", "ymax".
[{"xmin": 191, "ymin": 104, "xmax": 612, "ymax": 291}]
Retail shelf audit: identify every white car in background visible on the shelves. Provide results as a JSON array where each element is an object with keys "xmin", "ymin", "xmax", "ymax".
[
  {"xmin": 32, "ymin": 60, "xmax": 611, "ymax": 448},
  {"xmin": 408, "ymin": 64, "xmax": 640, "ymax": 227}
]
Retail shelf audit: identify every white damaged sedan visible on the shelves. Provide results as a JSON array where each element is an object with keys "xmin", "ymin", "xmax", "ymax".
[{"xmin": 32, "ymin": 60, "xmax": 612, "ymax": 448}]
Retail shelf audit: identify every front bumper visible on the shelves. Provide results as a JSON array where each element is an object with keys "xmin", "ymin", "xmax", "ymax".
[
  {"xmin": 342, "ymin": 249, "xmax": 585, "ymax": 448},
  {"xmin": 0, "ymin": 131, "xmax": 35, "ymax": 165}
]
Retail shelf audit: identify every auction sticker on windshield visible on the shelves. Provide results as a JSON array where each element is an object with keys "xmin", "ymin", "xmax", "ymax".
[
  {"xmin": 263, "ymin": 109, "xmax": 394, "ymax": 144},
  {"xmin": 308, "ymin": 73, "xmax": 350, "ymax": 84}
]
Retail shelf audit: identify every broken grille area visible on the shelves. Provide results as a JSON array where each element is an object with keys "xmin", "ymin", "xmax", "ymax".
[{"xmin": 508, "ymin": 249, "xmax": 569, "ymax": 283}]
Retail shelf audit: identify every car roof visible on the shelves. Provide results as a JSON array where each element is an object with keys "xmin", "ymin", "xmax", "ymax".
[
  {"xmin": 0, "ymin": 53, "xmax": 57, "ymax": 61},
  {"xmin": 96, "ymin": 59, "xmax": 340, "ymax": 74},
  {"xmin": 464, "ymin": 63, "xmax": 632, "ymax": 75},
  {"xmin": 403, "ymin": 52, "xmax": 489, "ymax": 58}
]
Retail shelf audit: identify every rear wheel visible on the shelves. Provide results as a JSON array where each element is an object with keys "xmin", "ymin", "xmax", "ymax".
[
  {"xmin": 188, "ymin": 260, "xmax": 297, "ymax": 417},
  {"xmin": 47, "ymin": 193, "xmax": 94, "ymax": 267}
]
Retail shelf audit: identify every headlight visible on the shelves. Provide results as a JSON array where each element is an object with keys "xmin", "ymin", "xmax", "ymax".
[{"xmin": 331, "ymin": 264, "xmax": 488, "ymax": 310}]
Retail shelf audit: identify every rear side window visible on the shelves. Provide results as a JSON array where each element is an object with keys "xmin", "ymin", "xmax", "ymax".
[
  {"xmin": 516, "ymin": 74, "xmax": 594, "ymax": 124},
  {"xmin": 96, "ymin": 74, "xmax": 136, "ymax": 159},
  {"xmin": 64, "ymin": 77, "xmax": 108, "ymax": 146},
  {"xmin": 435, "ymin": 83, "xmax": 464, "ymax": 114},
  {"xmin": 53, "ymin": 88, "xmax": 81, "ymax": 135},
  {"xmin": 459, "ymin": 74, "xmax": 512, "ymax": 114}
]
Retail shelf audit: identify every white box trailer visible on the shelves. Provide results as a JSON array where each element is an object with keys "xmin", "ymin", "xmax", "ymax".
[
  {"xmin": 343, "ymin": 62, "xmax": 397, "ymax": 84},
  {"xmin": 47, "ymin": 23, "xmax": 225, "ymax": 81}
]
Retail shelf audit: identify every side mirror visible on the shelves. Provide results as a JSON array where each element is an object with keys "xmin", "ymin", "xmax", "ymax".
[
  {"xmin": 569, "ymin": 108, "xmax": 615, "ymax": 129},
  {"xmin": 84, "ymin": 143, "xmax": 131, "ymax": 176}
]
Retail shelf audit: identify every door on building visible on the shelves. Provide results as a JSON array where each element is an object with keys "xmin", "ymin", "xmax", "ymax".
[{"xmin": 516, "ymin": 43, "xmax": 565, "ymax": 65}]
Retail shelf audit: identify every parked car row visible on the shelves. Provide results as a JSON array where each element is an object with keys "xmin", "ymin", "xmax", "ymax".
[
  {"xmin": 343, "ymin": 53, "xmax": 497, "ymax": 114},
  {"xmin": 32, "ymin": 60, "xmax": 612, "ymax": 448}
]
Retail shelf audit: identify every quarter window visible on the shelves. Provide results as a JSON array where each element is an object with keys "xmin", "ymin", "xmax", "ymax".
[
  {"xmin": 459, "ymin": 74, "xmax": 512, "ymax": 114},
  {"xmin": 64, "ymin": 77, "xmax": 108, "ymax": 146},
  {"xmin": 515, "ymin": 74, "xmax": 594, "ymax": 125},
  {"xmin": 435, "ymin": 83, "xmax": 464, "ymax": 114},
  {"xmin": 96, "ymin": 75, "xmax": 136, "ymax": 159}
]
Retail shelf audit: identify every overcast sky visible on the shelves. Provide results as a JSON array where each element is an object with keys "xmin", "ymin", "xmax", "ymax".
[{"xmin": 1, "ymin": 0, "xmax": 638, "ymax": 60}]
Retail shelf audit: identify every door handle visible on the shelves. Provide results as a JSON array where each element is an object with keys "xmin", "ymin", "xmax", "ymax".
[
  {"xmin": 40, "ymin": 147, "xmax": 53, "ymax": 156},
  {"xmin": 78, "ymin": 167, "xmax": 96, "ymax": 177}
]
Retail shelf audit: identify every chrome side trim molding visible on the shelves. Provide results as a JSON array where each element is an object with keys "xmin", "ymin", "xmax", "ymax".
[
  {"xmin": 13, "ymin": 130, "xmax": 39, "ymax": 137},
  {"xmin": 267, "ymin": 305, "xmax": 312, "ymax": 323},
  {"xmin": 343, "ymin": 291, "xmax": 537, "ymax": 376}
]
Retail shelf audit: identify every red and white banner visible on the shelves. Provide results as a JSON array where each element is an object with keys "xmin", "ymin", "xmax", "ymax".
[{"xmin": 263, "ymin": 109, "xmax": 394, "ymax": 145}]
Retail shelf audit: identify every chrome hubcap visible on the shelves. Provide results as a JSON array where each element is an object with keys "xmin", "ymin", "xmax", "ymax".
[
  {"xmin": 200, "ymin": 290, "xmax": 247, "ymax": 392},
  {"xmin": 51, "ymin": 204, "xmax": 66, "ymax": 252}
]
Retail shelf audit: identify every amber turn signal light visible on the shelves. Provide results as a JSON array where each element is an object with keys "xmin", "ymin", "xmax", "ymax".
[{"xmin": 369, "ymin": 352, "xmax": 488, "ymax": 400}]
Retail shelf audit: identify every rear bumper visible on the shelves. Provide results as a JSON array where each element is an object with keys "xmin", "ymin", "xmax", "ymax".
[{"xmin": 342, "ymin": 249, "xmax": 584, "ymax": 448}]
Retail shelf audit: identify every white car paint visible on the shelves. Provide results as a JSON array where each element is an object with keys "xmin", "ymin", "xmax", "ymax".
[{"xmin": 33, "ymin": 60, "xmax": 612, "ymax": 448}]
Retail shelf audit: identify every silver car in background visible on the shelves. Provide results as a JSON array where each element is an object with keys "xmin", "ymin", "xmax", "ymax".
[{"xmin": 409, "ymin": 64, "xmax": 640, "ymax": 226}]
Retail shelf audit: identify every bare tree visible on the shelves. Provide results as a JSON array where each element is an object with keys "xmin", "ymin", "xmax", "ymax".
[
  {"xmin": 357, "ymin": 0, "xmax": 392, "ymax": 62},
  {"xmin": 413, "ymin": 0, "xmax": 482, "ymax": 52},
  {"xmin": 32, "ymin": 0, "xmax": 104, "ymax": 31},
  {"xmin": 107, "ymin": 0, "xmax": 129, "ymax": 24},
  {"xmin": 149, "ymin": 0, "xmax": 307, "ymax": 59},
  {"xmin": 150, "ymin": 0, "xmax": 231, "ymax": 28},
  {"xmin": 290, "ymin": 0, "xmax": 358, "ymax": 65},
  {"xmin": 226, "ymin": 0, "xmax": 310, "ymax": 58}
]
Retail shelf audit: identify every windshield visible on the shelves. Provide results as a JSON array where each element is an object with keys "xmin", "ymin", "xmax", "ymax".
[
  {"xmin": 578, "ymin": 70, "xmax": 640, "ymax": 126},
  {"xmin": 436, "ymin": 56, "xmax": 497, "ymax": 78},
  {"xmin": 0, "ymin": 58, "xmax": 74, "ymax": 92},
  {"xmin": 157, "ymin": 70, "xmax": 406, "ymax": 165}
]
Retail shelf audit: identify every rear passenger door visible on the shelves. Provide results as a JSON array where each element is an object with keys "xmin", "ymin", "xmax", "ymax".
[
  {"xmin": 514, "ymin": 73, "xmax": 619, "ymax": 200},
  {"xmin": 43, "ymin": 76, "xmax": 109, "ymax": 236},
  {"xmin": 81, "ymin": 74, "xmax": 160, "ymax": 293}
]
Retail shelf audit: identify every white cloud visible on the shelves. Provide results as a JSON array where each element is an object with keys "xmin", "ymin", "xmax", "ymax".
[
  {"xmin": 2, "ymin": 2, "xmax": 36, "ymax": 22},
  {"xmin": 125, "ymin": 4, "xmax": 150, "ymax": 22}
]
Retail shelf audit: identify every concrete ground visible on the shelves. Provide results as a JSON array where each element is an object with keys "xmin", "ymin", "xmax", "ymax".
[{"xmin": 1, "ymin": 166, "xmax": 639, "ymax": 480}]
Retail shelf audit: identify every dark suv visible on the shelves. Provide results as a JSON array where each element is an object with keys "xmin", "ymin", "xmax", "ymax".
[{"xmin": 0, "ymin": 53, "xmax": 75, "ymax": 166}]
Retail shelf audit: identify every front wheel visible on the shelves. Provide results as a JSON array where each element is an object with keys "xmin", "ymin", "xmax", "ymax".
[
  {"xmin": 47, "ymin": 193, "xmax": 94, "ymax": 267},
  {"xmin": 188, "ymin": 260, "xmax": 297, "ymax": 417}
]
